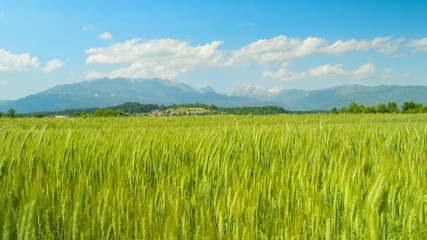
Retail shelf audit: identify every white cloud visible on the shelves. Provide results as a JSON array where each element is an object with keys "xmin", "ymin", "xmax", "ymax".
[
  {"xmin": 0, "ymin": 13, "xmax": 4, "ymax": 19},
  {"xmin": 262, "ymin": 62, "xmax": 306, "ymax": 81},
  {"xmin": 392, "ymin": 52, "xmax": 408, "ymax": 58},
  {"xmin": 351, "ymin": 63, "xmax": 376, "ymax": 79},
  {"xmin": 99, "ymin": 32, "xmax": 113, "ymax": 41},
  {"xmin": 226, "ymin": 36, "xmax": 400, "ymax": 66},
  {"xmin": 84, "ymin": 35, "xmax": 406, "ymax": 80},
  {"xmin": 403, "ymin": 72, "xmax": 411, "ymax": 78},
  {"xmin": 306, "ymin": 64, "xmax": 347, "ymax": 78},
  {"xmin": 82, "ymin": 25, "xmax": 96, "ymax": 31},
  {"xmin": 42, "ymin": 59, "xmax": 64, "ymax": 73},
  {"xmin": 84, "ymin": 71, "xmax": 107, "ymax": 79},
  {"xmin": 108, "ymin": 63, "xmax": 182, "ymax": 79},
  {"xmin": 380, "ymin": 68, "xmax": 392, "ymax": 79},
  {"xmin": 0, "ymin": 49, "xmax": 39, "ymax": 74},
  {"xmin": 263, "ymin": 63, "xmax": 348, "ymax": 81},
  {"xmin": 85, "ymin": 39, "xmax": 224, "ymax": 79},
  {"xmin": 226, "ymin": 36, "xmax": 327, "ymax": 66},
  {"xmin": 320, "ymin": 37, "xmax": 404, "ymax": 55},
  {"xmin": 406, "ymin": 37, "xmax": 427, "ymax": 52},
  {"xmin": 0, "ymin": 81, "xmax": 7, "ymax": 86},
  {"xmin": 263, "ymin": 62, "xmax": 379, "ymax": 81},
  {"xmin": 379, "ymin": 38, "xmax": 405, "ymax": 54}
]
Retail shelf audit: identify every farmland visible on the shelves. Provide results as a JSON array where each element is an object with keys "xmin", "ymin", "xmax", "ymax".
[{"xmin": 0, "ymin": 114, "xmax": 426, "ymax": 239}]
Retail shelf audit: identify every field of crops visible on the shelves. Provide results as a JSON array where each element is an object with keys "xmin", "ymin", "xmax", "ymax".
[{"xmin": 0, "ymin": 114, "xmax": 426, "ymax": 239}]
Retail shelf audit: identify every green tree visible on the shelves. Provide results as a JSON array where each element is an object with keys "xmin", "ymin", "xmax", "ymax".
[
  {"xmin": 6, "ymin": 108, "xmax": 16, "ymax": 118},
  {"xmin": 95, "ymin": 109, "xmax": 105, "ymax": 117},
  {"xmin": 330, "ymin": 107, "xmax": 338, "ymax": 114},
  {"xmin": 347, "ymin": 102, "xmax": 359, "ymax": 113},
  {"xmin": 402, "ymin": 102, "xmax": 416, "ymax": 111},
  {"xmin": 376, "ymin": 104, "xmax": 387, "ymax": 113},
  {"xmin": 340, "ymin": 107, "xmax": 346, "ymax": 113},
  {"xmin": 363, "ymin": 106, "xmax": 376, "ymax": 114},
  {"xmin": 386, "ymin": 102, "xmax": 398, "ymax": 113},
  {"xmin": 95, "ymin": 109, "xmax": 126, "ymax": 117},
  {"xmin": 35, "ymin": 114, "xmax": 43, "ymax": 118}
]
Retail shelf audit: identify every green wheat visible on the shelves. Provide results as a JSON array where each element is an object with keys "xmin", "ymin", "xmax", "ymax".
[{"xmin": 0, "ymin": 114, "xmax": 426, "ymax": 239}]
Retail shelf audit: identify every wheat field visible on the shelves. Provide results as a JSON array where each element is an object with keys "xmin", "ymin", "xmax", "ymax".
[{"xmin": 0, "ymin": 114, "xmax": 426, "ymax": 239}]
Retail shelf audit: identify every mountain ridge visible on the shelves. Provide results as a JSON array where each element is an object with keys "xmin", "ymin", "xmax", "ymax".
[
  {"xmin": 0, "ymin": 78, "xmax": 281, "ymax": 113},
  {"xmin": 1, "ymin": 78, "xmax": 426, "ymax": 113},
  {"xmin": 227, "ymin": 83, "xmax": 427, "ymax": 110}
]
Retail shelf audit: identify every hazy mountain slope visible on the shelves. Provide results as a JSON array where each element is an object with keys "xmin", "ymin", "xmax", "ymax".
[
  {"xmin": 198, "ymin": 85, "xmax": 216, "ymax": 94},
  {"xmin": 0, "ymin": 78, "xmax": 277, "ymax": 113},
  {"xmin": 290, "ymin": 85, "xmax": 427, "ymax": 110},
  {"xmin": 0, "ymin": 100, "xmax": 9, "ymax": 108},
  {"xmin": 228, "ymin": 84, "xmax": 427, "ymax": 110},
  {"xmin": 2, "ymin": 78, "xmax": 427, "ymax": 113}
]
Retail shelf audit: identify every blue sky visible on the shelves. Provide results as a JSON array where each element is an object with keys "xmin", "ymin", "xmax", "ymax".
[{"xmin": 0, "ymin": 0, "xmax": 426, "ymax": 99}]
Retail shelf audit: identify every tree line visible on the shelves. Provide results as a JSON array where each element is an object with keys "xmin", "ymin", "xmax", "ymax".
[
  {"xmin": 330, "ymin": 101, "xmax": 427, "ymax": 114},
  {"xmin": 77, "ymin": 104, "xmax": 289, "ymax": 116},
  {"xmin": 0, "ymin": 108, "xmax": 23, "ymax": 118},
  {"xmin": 0, "ymin": 102, "xmax": 290, "ymax": 118},
  {"xmin": 3, "ymin": 101, "xmax": 425, "ymax": 118}
]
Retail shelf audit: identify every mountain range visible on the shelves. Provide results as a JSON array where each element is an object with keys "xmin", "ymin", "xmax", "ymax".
[
  {"xmin": 0, "ymin": 77, "xmax": 426, "ymax": 113},
  {"xmin": 227, "ymin": 83, "xmax": 427, "ymax": 110},
  {"xmin": 0, "ymin": 78, "xmax": 275, "ymax": 113}
]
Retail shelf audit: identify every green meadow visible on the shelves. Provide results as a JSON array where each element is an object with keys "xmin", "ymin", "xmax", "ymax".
[{"xmin": 0, "ymin": 114, "xmax": 426, "ymax": 239}]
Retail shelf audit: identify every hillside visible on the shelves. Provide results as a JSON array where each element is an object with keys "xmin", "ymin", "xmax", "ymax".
[
  {"xmin": 0, "ymin": 78, "xmax": 278, "ymax": 113},
  {"xmin": 228, "ymin": 84, "xmax": 427, "ymax": 110},
  {"xmin": 2, "ymin": 78, "xmax": 427, "ymax": 113}
]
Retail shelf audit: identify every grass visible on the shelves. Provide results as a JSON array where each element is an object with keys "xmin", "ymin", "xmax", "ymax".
[{"xmin": 0, "ymin": 114, "xmax": 426, "ymax": 239}]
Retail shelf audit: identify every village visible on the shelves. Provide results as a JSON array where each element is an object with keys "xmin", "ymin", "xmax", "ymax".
[
  {"xmin": 147, "ymin": 109, "xmax": 213, "ymax": 117},
  {"xmin": 47, "ymin": 109, "xmax": 214, "ymax": 118}
]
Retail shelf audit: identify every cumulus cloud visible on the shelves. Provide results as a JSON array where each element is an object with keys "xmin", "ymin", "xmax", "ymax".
[
  {"xmin": 320, "ymin": 37, "xmax": 404, "ymax": 55},
  {"xmin": 406, "ymin": 37, "xmax": 427, "ymax": 52},
  {"xmin": 85, "ymin": 39, "xmax": 224, "ymax": 79},
  {"xmin": 306, "ymin": 64, "xmax": 347, "ymax": 78},
  {"xmin": 262, "ymin": 62, "xmax": 306, "ymax": 81},
  {"xmin": 263, "ymin": 63, "xmax": 348, "ymax": 81},
  {"xmin": 226, "ymin": 36, "xmax": 327, "ymax": 66},
  {"xmin": 99, "ymin": 32, "xmax": 113, "ymax": 41},
  {"xmin": 84, "ymin": 71, "xmax": 107, "ymax": 79},
  {"xmin": 351, "ymin": 63, "xmax": 376, "ymax": 79},
  {"xmin": 0, "ymin": 81, "xmax": 7, "ymax": 86},
  {"xmin": 42, "ymin": 59, "xmax": 65, "ymax": 73},
  {"xmin": 0, "ymin": 49, "xmax": 40, "ymax": 73},
  {"xmin": 226, "ymin": 36, "xmax": 400, "ymax": 66},
  {"xmin": 263, "ymin": 62, "xmax": 380, "ymax": 81},
  {"xmin": 82, "ymin": 25, "xmax": 96, "ymax": 31},
  {"xmin": 380, "ymin": 68, "xmax": 392, "ymax": 79},
  {"xmin": 84, "ymin": 35, "xmax": 407, "ymax": 80}
]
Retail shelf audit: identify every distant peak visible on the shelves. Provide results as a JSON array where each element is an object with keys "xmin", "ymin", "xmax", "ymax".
[
  {"xmin": 198, "ymin": 85, "xmax": 216, "ymax": 94},
  {"xmin": 227, "ymin": 83, "xmax": 284, "ymax": 100}
]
